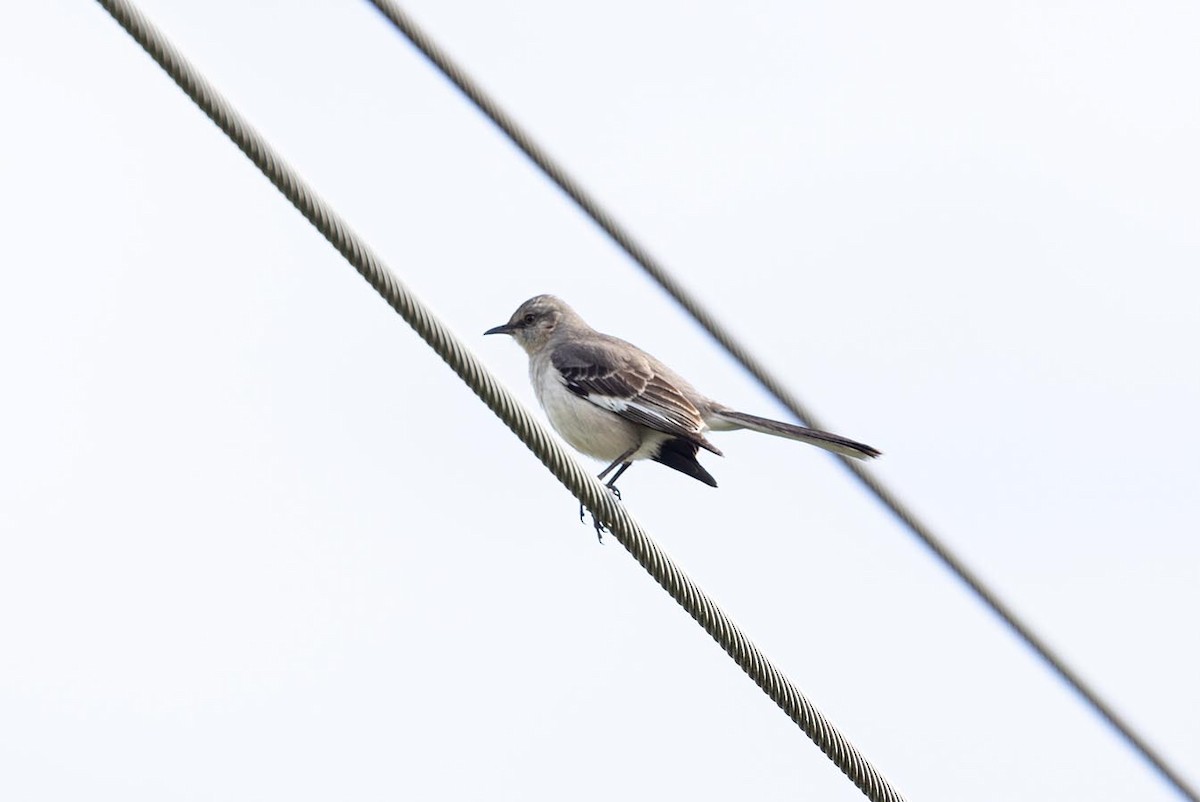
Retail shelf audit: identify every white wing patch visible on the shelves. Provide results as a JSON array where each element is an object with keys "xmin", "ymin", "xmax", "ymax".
[{"xmin": 583, "ymin": 393, "xmax": 685, "ymax": 430}]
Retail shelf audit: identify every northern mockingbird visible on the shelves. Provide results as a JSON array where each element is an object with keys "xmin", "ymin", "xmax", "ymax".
[{"xmin": 485, "ymin": 295, "xmax": 880, "ymax": 512}]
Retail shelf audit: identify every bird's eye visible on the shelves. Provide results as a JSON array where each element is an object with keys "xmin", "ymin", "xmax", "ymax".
[{"xmin": 523, "ymin": 313, "xmax": 536, "ymax": 325}]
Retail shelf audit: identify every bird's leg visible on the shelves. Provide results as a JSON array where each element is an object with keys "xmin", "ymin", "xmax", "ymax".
[
  {"xmin": 584, "ymin": 450, "xmax": 638, "ymax": 541},
  {"xmin": 595, "ymin": 456, "xmax": 626, "ymax": 482},
  {"xmin": 590, "ymin": 462, "xmax": 634, "ymax": 543}
]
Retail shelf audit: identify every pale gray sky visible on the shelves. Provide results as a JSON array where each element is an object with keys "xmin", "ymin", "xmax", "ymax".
[{"xmin": 2, "ymin": 2, "xmax": 1197, "ymax": 800}]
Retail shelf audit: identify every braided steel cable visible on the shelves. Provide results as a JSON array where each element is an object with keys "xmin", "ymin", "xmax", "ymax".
[
  {"xmin": 91, "ymin": 1, "xmax": 908, "ymax": 800},
  {"xmin": 362, "ymin": 3, "xmax": 1199, "ymax": 799}
]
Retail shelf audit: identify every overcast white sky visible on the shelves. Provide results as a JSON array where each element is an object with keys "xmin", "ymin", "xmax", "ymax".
[{"xmin": 2, "ymin": 2, "xmax": 1198, "ymax": 800}]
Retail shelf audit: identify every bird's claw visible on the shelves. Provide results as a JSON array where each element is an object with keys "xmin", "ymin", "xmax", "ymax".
[{"xmin": 578, "ymin": 506, "xmax": 607, "ymax": 543}]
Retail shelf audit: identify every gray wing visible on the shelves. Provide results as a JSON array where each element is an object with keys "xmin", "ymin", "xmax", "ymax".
[{"xmin": 551, "ymin": 338, "xmax": 722, "ymax": 455}]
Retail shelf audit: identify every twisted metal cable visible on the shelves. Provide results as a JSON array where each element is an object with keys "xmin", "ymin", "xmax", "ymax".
[
  {"xmin": 362, "ymin": 3, "xmax": 1199, "ymax": 799},
  {"xmin": 92, "ymin": 1, "xmax": 907, "ymax": 799}
]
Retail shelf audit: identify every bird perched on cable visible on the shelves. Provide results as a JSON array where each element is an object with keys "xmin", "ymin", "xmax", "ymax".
[{"xmin": 485, "ymin": 295, "xmax": 879, "ymax": 518}]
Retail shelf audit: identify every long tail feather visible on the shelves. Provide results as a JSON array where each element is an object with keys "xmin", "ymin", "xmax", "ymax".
[{"xmin": 709, "ymin": 409, "xmax": 881, "ymax": 460}]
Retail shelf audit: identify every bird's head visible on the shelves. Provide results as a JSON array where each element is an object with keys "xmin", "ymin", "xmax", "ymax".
[{"xmin": 484, "ymin": 295, "xmax": 577, "ymax": 355}]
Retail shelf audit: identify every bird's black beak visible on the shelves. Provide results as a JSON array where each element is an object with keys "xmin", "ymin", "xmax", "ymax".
[{"xmin": 484, "ymin": 323, "xmax": 514, "ymax": 336}]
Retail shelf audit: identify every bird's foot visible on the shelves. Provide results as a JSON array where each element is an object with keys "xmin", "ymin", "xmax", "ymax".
[
  {"xmin": 579, "ymin": 486, "xmax": 624, "ymax": 544},
  {"xmin": 579, "ymin": 503, "xmax": 607, "ymax": 543}
]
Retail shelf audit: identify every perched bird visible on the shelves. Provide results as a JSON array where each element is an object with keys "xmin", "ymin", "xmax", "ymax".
[{"xmin": 485, "ymin": 295, "xmax": 880, "ymax": 515}]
